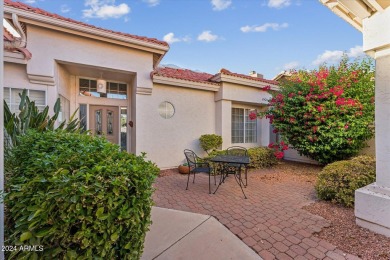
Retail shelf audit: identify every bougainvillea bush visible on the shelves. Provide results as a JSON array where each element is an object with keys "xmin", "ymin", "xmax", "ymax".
[{"xmin": 258, "ymin": 58, "xmax": 375, "ymax": 164}]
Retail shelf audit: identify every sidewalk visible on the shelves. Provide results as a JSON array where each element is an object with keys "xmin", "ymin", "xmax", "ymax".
[{"xmin": 142, "ymin": 207, "xmax": 262, "ymax": 260}]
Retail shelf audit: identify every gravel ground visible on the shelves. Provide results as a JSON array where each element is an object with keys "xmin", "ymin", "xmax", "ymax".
[
  {"xmin": 304, "ymin": 201, "xmax": 390, "ymax": 260},
  {"xmin": 158, "ymin": 161, "xmax": 390, "ymax": 259}
]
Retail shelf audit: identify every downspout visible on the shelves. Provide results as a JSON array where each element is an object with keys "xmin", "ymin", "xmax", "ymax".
[{"xmin": 4, "ymin": 13, "xmax": 27, "ymax": 49}]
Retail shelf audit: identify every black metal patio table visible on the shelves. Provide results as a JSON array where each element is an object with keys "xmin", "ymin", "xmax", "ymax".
[{"xmin": 210, "ymin": 155, "xmax": 250, "ymax": 199}]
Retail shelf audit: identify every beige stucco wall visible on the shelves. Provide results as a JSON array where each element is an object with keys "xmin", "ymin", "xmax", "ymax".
[
  {"xmin": 4, "ymin": 62, "xmax": 55, "ymax": 106},
  {"xmin": 138, "ymin": 83, "xmax": 216, "ymax": 168},
  {"xmin": 26, "ymin": 25, "xmax": 155, "ymax": 91},
  {"xmin": 56, "ymin": 64, "xmax": 71, "ymax": 100},
  {"xmin": 216, "ymin": 82, "xmax": 272, "ymax": 150}
]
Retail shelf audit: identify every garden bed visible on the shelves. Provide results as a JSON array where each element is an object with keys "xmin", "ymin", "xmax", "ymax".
[{"xmin": 304, "ymin": 201, "xmax": 390, "ymax": 260}]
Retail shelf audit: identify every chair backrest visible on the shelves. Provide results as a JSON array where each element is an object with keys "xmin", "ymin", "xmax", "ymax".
[
  {"xmin": 226, "ymin": 146, "xmax": 247, "ymax": 156},
  {"xmin": 184, "ymin": 149, "xmax": 197, "ymax": 168}
]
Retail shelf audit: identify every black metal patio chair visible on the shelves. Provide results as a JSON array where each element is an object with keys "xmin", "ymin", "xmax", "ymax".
[
  {"xmin": 184, "ymin": 149, "xmax": 215, "ymax": 194},
  {"xmin": 225, "ymin": 146, "xmax": 248, "ymax": 187}
]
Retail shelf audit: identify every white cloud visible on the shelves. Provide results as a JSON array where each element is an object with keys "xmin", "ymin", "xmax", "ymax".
[
  {"xmin": 163, "ymin": 32, "xmax": 190, "ymax": 44},
  {"xmin": 61, "ymin": 4, "xmax": 71, "ymax": 13},
  {"xmin": 143, "ymin": 0, "xmax": 160, "ymax": 7},
  {"xmin": 240, "ymin": 22, "xmax": 288, "ymax": 33},
  {"xmin": 283, "ymin": 61, "xmax": 299, "ymax": 70},
  {"xmin": 268, "ymin": 0, "xmax": 291, "ymax": 9},
  {"xmin": 211, "ymin": 0, "xmax": 232, "ymax": 11},
  {"xmin": 348, "ymin": 45, "xmax": 364, "ymax": 58},
  {"xmin": 197, "ymin": 31, "xmax": 219, "ymax": 42},
  {"xmin": 24, "ymin": 0, "xmax": 36, "ymax": 3},
  {"xmin": 312, "ymin": 45, "xmax": 365, "ymax": 66},
  {"xmin": 83, "ymin": 0, "xmax": 130, "ymax": 19}
]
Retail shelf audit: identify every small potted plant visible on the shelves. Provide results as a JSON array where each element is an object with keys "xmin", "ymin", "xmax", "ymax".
[{"xmin": 178, "ymin": 163, "xmax": 190, "ymax": 174}]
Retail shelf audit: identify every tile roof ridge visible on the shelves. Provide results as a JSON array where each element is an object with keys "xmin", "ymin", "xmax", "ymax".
[
  {"xmin": 219, "ymin": 67, "xmax": 279, "ymax": 85},
  {"xmin": 4, "ymin": 0, "xmax": 169, "ymax": 47}
]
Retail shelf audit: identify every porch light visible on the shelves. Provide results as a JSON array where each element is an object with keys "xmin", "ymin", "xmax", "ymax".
[{"xmin": 97, "ymin": 73, "xmax": 107, "ymax": 93}]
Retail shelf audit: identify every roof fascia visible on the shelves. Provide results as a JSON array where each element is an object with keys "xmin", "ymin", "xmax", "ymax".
[
  {"xmin": 4, "ymin": 6, "xmax": 169, "ymax": 55},
  {"xmin": 153, "ymin": 75, "xmax": 220, "ymax": 92}
]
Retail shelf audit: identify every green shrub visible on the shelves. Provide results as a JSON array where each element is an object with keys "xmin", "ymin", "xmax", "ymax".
[
  {"xmin": 315, "ymin": 155, "xmax": 375, "ymax": 207},
  {"xmin": 4, "ymin": 130, "xmax": 159, "ymax": 259},
  {"xmin": 199, "ymin": 134, "xmax": 222, "ymax": 155},
  {"xmin": 248, "ymin": 147, "xmax": 278, "ymax": 169}
]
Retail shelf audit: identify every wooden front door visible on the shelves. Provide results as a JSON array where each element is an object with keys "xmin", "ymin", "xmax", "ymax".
[{"xmin": 89, "ymin": 105, "xmax": 119, "ymax": 144}]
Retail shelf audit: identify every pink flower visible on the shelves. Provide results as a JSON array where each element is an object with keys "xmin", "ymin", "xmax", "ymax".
[
  {"xmin": 268, "ymin": 143, "xmax": 274, "ymax": 148},
  {"xmin": 317, "ymin": 106, "xmax": 323, "ymax": 112},
  {"xmin": 345, "ymin": 124, "xmax": 349, "ymax": 130},
  {"xmin": 262, "ymin": 85, "xmax": 271, "ymax": 91},
  {"xmin": 274, "ymin": 151, "xmax": 284, "ymax": 159},
  {"xmin": 249, "ymin": 111, "xmax": 257, "ymax": 120}
]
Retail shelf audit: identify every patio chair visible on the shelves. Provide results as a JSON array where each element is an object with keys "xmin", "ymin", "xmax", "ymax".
[
  {"xmin": 225, "ymin": 146, "xmax": 248, "ymax": 187},
  {"xmin": 184, "ymin": 149, "xmax": 215, "ymax": 194}
]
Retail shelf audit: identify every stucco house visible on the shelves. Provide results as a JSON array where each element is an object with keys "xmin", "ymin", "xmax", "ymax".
[{"xmin": 3, "ymin": 0, "xmax": 278, "ymax": 169}]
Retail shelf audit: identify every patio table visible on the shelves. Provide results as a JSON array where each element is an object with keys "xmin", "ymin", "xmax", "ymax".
[{"xmin": 210, "ymin": 155, "xmax": 250, "ymax": 199}]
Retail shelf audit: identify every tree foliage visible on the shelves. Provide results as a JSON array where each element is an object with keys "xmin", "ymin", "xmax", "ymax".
[{"xmin": 260, "ymin": 58, "xmax": 375, "ymax": 164}]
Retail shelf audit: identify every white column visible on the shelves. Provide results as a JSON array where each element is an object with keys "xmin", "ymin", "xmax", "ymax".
[
  {"xmin": 215, "ymin": 100, "xmax": 232, "ymax": 150},
  {"xmin": 355, "ymin": 8, "xmax": 390, "ymax": 236},
  {"xmin": 375, "ymin": 55, "xmax": 390, "ymax": 187}
]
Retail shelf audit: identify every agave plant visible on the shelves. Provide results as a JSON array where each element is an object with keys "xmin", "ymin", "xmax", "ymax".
[{"xmin": 4, "ymin": 89, "xmax": 82, "ymax": 147}]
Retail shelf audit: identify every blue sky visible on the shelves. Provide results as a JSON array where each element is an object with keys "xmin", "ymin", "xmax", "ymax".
[{"xmin": 22, "ymin": 0, "xmax": 364, "ymax": 79}]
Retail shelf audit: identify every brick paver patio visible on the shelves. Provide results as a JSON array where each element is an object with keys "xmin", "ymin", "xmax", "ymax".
[{"xmin": 153, "ymin": 168, "xmax": 361, "ymax": 260}]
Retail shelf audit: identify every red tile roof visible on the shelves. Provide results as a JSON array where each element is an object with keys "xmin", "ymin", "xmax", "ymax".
[
  {"xmin": 153, "ymin": 67, "xmax": 278, "ymax": 86},
  {"xmin": 4, "ymin": 0, "xmax": 169, "ymax": 47},
  {"xmin": 219, "ymin": 68, "xmax": 279, "ymax": 85},
  {"xmin": 152, "ymin": 67, "xmax": 219, "ymax": 85}
]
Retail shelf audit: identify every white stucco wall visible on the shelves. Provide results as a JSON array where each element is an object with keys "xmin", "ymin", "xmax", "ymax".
[{"xmin": 137, "ymin": 84, "xmax": 216, "ymax": 169}]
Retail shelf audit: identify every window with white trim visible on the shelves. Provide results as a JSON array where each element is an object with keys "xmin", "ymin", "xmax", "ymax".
[
  {"xmin": 79, "ymin": 78, "xmax": 127, "ymax": 99},
  {"xmin": 231, "ymin": 108, "xmax": 257, "ymax": 143},
  {"xmin": 4, "ymin": 88, "xmax": 46, "ymax": 113}
]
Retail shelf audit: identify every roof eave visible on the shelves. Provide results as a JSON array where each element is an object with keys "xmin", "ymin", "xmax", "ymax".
[
  {"xmin": 4, "ymin": 5, "xmax": 169, "ymax": 55},
  {"xmin": 152, "ymin": 75, "xmax": 220, "ymax": 92}
]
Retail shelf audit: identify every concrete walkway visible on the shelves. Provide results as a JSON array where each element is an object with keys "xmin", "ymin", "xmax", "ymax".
[{"xmin": 142, "ymin": 207, "xmax": 262, "ymax": 260}]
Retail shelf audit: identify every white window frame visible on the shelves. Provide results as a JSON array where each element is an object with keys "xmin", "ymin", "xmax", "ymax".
[
  {"xmin": 231, "ymin": 107, "xmax": 258, "ymax": 144},
  {"xmin": 4, "ymin": 87, "xmax": 47, "ymax": 113},
  {"xmin": 78, "ymin": 77, "xmax": 128, "ymax": 100}
]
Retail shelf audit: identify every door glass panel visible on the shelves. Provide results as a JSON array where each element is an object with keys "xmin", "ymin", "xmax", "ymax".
[
  {"xmin": 95, "ymin": 110, "xmax": 102, "ymax": 135},
  {"xmin": 107, "ymin": 110, "xmax": 113, "ymax": 135},
  {"xmin": 121, "ymin": 107, "xmax": 127, "ymax": 151}
]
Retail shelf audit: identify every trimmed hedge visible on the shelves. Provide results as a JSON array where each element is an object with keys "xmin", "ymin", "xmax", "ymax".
[
  {"xmin": 204, "ymin": 147, "xmax": 277, "ymax": 169},
  {"xmin": 5, "ymin": 130, "xmax": 159, "ymax": 259},
  {"xmin": 248, "ymin": 147, "xmax": 278, "ymax": 169},
  {"xmin": 315, "ymin": 155, "xmax": 375, "ymax": 207}
]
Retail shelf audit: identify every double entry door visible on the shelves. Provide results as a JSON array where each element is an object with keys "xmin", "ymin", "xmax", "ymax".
[{"xmin": 89, "ymin": 105, "xmax": 119, "ymax": 144}]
